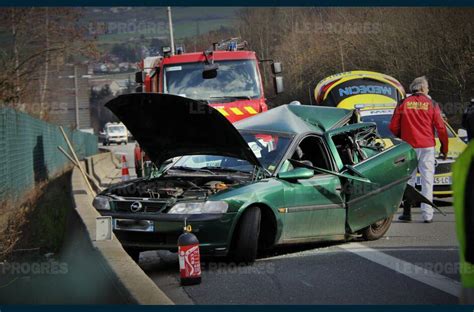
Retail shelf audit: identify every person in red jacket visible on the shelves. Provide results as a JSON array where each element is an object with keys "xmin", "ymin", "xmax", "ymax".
[
  {"xmin": 134, "ymin": 143, "xmax": 144, "ymax": 178},
  {"xmin": 389, "ymin": 76, "xmax": 449, "ymax": 223}
]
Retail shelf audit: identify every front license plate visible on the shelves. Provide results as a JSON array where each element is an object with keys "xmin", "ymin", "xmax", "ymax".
[
  {"xmin": 434, "ymin": 176, "xmax": 452, "ymax": 185},
  {"xmin": 113, "ymin": 219, "xmax": 154, "ymax": 232},
  {"xmin": 416, "ymin": 176, "xmax": 452, "ymax": 186}
]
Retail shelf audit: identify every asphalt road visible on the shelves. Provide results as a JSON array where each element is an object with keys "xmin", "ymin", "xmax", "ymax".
[
  {"xmin": 143, "ymin": 205, "xmax": 460, "ymax": 304},
  {"xmin": 101, "ymin": 143, "xmax": 461, "ymax": 304},
  {"xmin": 101, "ymin": 141, "xmax": 138, "ymax": 179}
]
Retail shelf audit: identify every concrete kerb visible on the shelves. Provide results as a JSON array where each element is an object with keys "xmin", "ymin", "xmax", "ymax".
[
  {"xmin": 87, "ymin": 153, "xmax": 122, "ymax": 187},
  {"xmin": 97, "ymin": 147, "xmax": 121, "ymax": 168},
  {"xmin": 71, "ymin": 155, "xmax": 174, "ymax": 305}
]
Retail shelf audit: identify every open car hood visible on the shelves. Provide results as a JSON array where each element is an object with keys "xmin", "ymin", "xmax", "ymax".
[{"xmin": 105, "ymin": 93, "xmax": 261, "ymax": 168}]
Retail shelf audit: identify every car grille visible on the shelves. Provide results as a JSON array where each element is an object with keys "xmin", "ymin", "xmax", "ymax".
[
  {"xmin": 115, "ymin": 231, "xmax": 179, "ymax": 246},
  {"xmin": 112, "ymin": 200, "xmax": 167, "ymax": 213},
  {"xmin": 416, "ymin": 184, "xmax": 452, "ymax": 192},
  {"xmin": 433, "ymin": 185, "xmax": 452, "ymax": 192},
  {"xmin": 434, "ymin": 162, "xmax": 452, "ymax": 175}
]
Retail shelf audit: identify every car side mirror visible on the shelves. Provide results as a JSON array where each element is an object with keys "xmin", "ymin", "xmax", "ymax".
[
  {"xmin": 277, "ymin": 167, "xmax": 314, "ymax": 181},
  {"xmin": 274, "ymin": 76, "xmax": 284, "ymax": 94},
  {"xmin": 272, "ymin": 62, "xmax": 282, "ymax": 74},
  {"xmin": 202, "ymin": 63, "xmax": 219, "ymax": 79}
]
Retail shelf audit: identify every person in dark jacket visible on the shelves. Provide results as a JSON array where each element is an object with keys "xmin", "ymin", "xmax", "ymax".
[
  {"xmin": 389, "ymin": 76, "xmax": 449, "ymax": 223},
  {"xmin": 462, "ymin": 99, "xmax": 474, "ymax": 141}
]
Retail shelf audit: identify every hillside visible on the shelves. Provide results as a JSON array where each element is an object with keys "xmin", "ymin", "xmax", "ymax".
[{"xmin": 82, "ymin": 7, "xmax": 239, "ymax": 53}]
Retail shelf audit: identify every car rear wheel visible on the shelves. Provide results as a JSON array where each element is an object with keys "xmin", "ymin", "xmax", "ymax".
[
  {"xmin": 124, "ymin": 248, "xmax": 140, "ymax": 263},
  {"xmin": 233, "ymin": 206, "xmax": 261, "ymax": 263},
  {"xmin": 360, "ymin": 215, "xmax": 393, "ymax": 241}
]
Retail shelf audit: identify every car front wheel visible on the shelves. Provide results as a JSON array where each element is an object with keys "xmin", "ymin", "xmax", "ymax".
[
  {"xmin": 360, "ymin": 215, "xmax": 393, "ymax": 241},
  {"xmin": 233, "ymin": 206, "xmax": 261, "ymax": 263}
]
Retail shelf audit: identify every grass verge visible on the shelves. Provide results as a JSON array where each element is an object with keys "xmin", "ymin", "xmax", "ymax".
[{"xmin": 0, "ymin": 170, "xmax": 73, "ymax": 261}]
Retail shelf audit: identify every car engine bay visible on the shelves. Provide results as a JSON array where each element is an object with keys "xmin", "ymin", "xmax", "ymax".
[{"xmin": 104, "ymin": 175, "xmax": 248, "ymax": 201}]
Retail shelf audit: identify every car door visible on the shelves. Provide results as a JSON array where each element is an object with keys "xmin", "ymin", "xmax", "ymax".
[
  {"xmin": 325, "ymin": 123, "xmax": 417, "ymax": 233},
  {"xmin": 280, "ymin": 174, "xmax": 346, "ymax": 240},
  {"xmin": 278, "ymin": 135, "xmax": 346, "ymax": 241}
]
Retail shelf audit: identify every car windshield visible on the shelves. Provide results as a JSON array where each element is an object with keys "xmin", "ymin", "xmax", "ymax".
[
  {"xmin": 163, "ymin": 59, "xmax": 261, "ymax": 101},
  {"xmin": 107, "ymin": 126, "xmax": 125, "ymax": 133},
  {"xmin": 169, "ymin": 132, "xmax": 291, "ymax": 174},
  {"xmin": 361, "ymin": 113, "xmax": 455, "ymax": 138}
]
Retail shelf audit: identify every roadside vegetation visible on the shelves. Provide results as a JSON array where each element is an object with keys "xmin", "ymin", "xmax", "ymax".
[
  {"xmin": 0, "ymin": 8, "xmax": 96, "ymax": 119},
  {"xmin": 0, "ymin": 170, "xmax": 73, "ymax": 262},
  {"xmin": 236, "ymin": 8, "xmax": 473, "ymax": 127}
]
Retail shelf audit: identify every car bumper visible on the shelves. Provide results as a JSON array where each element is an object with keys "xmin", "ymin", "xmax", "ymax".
[
  {"xmin": 99, "ymin": 211, "xmax": 236, "ymax": 255},
  {"xmin": 106, "ymin": 136, "xmax": 127, "ymax": 143}
]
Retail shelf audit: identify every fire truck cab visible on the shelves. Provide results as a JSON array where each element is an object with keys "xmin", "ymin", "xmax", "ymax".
[{"xmin": 135, "ymin": 39, "xmax": 284, "ymax": 123}]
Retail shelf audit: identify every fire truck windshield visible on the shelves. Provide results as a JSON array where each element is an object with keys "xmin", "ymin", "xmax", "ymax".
[{"xmin": 163, "ymin": 59, "xmax": 261, "ymax": 101}]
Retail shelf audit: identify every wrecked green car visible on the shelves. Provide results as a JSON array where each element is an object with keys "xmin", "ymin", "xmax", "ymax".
[{"xmin": 93, "ymin": 93, "xmax": 421, "ymax": 262}]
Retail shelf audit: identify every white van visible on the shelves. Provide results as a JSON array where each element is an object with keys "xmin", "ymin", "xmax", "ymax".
[{"xmin": 103, "ymin": 122, "xmax": 128, "ymax": 146}]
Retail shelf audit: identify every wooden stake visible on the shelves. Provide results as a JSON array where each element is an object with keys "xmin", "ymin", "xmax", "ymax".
[
  {"xmin": 57, "ymin": 146, "xmax": 103, "ymax": 192},
  {"xmin": 59, "ymin": 126, "xmax": 96, "ymax": 196}
]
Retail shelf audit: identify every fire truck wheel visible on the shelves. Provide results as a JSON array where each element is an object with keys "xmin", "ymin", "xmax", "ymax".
[
  {"xmin": 124, "ymin": 248, "xmax": 140, "ymax": 263},
  {"xmin": 360, "ymin": 215, "xmax": 393, "ymax": 241},
  {"xmin": 233, "ymin": 206, "xmax": 261, "ymax": 263}
]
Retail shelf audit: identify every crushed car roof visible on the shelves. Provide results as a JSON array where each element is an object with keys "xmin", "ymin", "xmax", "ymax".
[
  {"xmin": 235, "ymin": 104, "xmax": 354, "ymax": 134},
  {"xmin": 105, "ymin": 94, "xmax": 355, "ymax": 168}
]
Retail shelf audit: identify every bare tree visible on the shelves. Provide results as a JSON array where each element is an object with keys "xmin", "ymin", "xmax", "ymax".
[
  {"xmin": 236, "ymin": 7, "xmax": 474, "ymax": 126},
  {"xmin": 0, "ymin": 8, "xmax": 97, "ymax": 119}
]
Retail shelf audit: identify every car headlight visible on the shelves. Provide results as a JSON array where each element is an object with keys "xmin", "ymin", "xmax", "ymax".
[
  {"xmin": 93, "ymin": 195, "xmax": 111, "ymax": 211},
  {"xmin": 168, "ymin": 201, "xmax": 228, "ymax": 214}
]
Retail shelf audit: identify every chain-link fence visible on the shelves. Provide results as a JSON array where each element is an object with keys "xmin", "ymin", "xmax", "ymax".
[{"xmin": 0, "ymin": 108, "xmax": 98, "ymax": 201}]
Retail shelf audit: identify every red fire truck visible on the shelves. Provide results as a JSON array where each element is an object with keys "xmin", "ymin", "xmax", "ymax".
[{"xmin": 133, "ymin": 38, "xmax": 284, "ymax": 176}]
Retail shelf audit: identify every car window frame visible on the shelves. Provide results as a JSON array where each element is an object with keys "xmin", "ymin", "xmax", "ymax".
[
  {"xmin": 324, "ymin": 122, "xmax": 382, "ymax": 171},
  {"xmin": 275, "ymin": 132, "xmax": 337, "ymax": 176}
]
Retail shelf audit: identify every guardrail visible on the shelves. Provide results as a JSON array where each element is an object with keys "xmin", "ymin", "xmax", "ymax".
[{"xmin": 71, "ymin": 152, "xmax": 174, "ymax": 305}]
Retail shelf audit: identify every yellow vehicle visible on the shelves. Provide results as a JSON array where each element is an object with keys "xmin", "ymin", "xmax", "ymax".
[
  {"xmin": 314, "ymin": 70, "xmax": 406, "ymax": 108},
  {"xmin": 314, "ymin": 71, "xmax": 467, "ymax": 196}
]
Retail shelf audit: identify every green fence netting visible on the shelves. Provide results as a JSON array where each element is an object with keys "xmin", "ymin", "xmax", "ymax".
[{"xmin": 0, "ymin": 108, "xmax": 98, "ymax": 201}]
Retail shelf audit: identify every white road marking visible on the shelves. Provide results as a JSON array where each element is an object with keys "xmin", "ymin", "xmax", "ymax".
[
  {"xmin": 366, "ymin": 247, "xmax": 458, "ymax": 252},
  {"xmin": 259, "ymin": 246, "xmax": 457, "ymax": 263},
  {"xmin": 258, "ymin": 246, "xmax": 339, "ymax": 261},
  {"xmin": 339, "ymin": 242, "xmax": 461, "ymax": 297}
]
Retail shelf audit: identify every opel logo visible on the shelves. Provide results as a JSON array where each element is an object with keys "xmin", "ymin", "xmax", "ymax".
[
  {"xmin": 434, "ymin": 159, "xmax": 439, "ymax": 168},
  {"xmin": 130, "ymin": 201, "xmax": 143, "ymax": 213}
]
